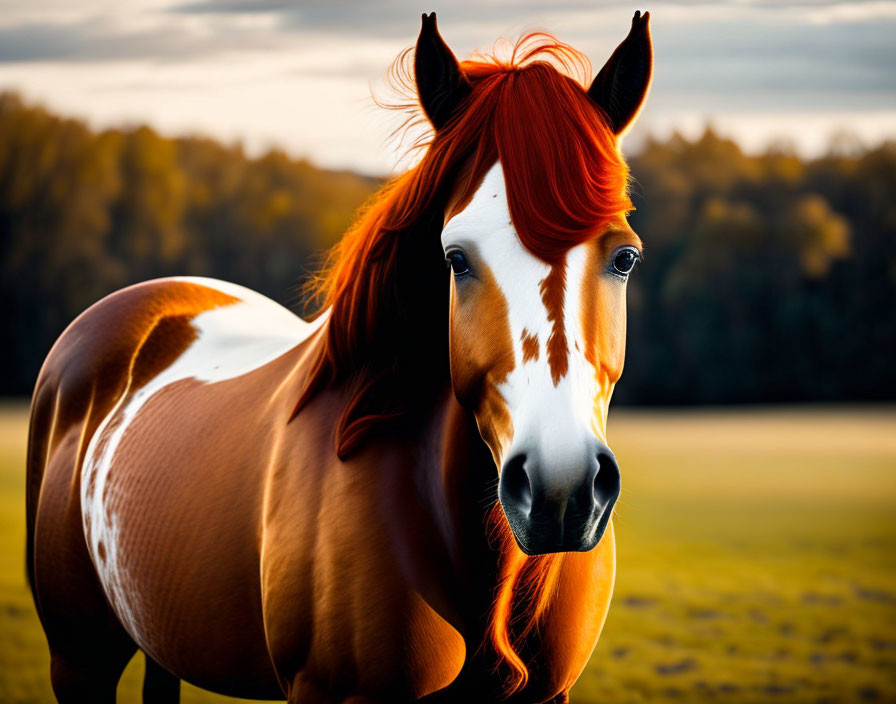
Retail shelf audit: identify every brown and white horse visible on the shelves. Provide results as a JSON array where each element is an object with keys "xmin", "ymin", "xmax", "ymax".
[{"xmin": 26, "ymin": 11, "xmax": 652, "ymax": 704}]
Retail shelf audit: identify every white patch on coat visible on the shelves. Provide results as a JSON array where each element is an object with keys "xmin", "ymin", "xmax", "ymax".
[
  {"xmin": 80, "ymin": 276, "xmax": 326, "ymax": 648},
  {"xmin": 441, "ymin": 164, "xmax": 607, "ymax": 473}
]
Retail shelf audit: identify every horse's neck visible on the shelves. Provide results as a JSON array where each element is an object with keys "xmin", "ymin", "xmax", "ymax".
[
  {"xmin": 421, "ymin": 393, "xmax": 580, "ymax": 692},
  {"xmin": 415, "ymin": 394, "xmax": 511, "ymax": 625}
]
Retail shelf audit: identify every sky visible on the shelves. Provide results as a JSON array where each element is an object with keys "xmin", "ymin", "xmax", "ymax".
[{"xmin": 0, "ymin": 0, "xmax": 894, "ymax": 175}]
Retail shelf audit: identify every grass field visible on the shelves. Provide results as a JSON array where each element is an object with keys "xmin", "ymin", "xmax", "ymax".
[{"xmin": 1, "ymin": 402, "xmax": 894, "ymax": 703}]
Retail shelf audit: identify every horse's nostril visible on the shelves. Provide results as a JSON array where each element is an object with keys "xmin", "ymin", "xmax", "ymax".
[
  {"xmin": 593, "ymin": 450, "xmax": 621, "ymax": 506},
  {"xmin": 500, "ymin": 453, "xmax": 533, "ymax": 513}
]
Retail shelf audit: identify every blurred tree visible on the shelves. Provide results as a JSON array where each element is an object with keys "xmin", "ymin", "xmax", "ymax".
[
  {"xmin": 0, "ymin": 93, "xmax": 378, "ymax": 394},
  {"xmin": 621, "ymin": 128, "xmax": 895, "ymax": 404},
  {"xmin": 1, "ymin": 97, "xmax": 894, "ymax": 403},
  {"xmin": 783, "ymin": 194, "xmax": 850, "ymax": 278}
]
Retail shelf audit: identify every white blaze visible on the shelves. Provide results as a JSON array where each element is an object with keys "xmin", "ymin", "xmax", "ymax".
[{"xmin": 442, "ymin": 164, "xmax": 606, "ymax": 472}]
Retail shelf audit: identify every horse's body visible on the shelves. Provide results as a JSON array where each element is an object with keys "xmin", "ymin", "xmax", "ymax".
[
  {"xmin": 27, "ymin": 12, "xmax": 652, "ymax": 703},
  {"xmin": 28, "ymin": 276, "xmax": 614, "ymax": 702}
]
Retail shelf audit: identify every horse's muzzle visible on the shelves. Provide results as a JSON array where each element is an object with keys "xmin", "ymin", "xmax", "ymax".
[{"xmin": 498, "ymin": 440, "xmax": 620, "ymax": 555}]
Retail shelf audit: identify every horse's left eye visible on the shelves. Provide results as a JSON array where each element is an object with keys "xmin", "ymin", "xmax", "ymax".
[
  {"xmin": 446, "ymin": 249, "xmax": 471, "ymax": 277},
  {"xmin": 610, "ymin": 247, "xmax": 640, "ymax": 277}
]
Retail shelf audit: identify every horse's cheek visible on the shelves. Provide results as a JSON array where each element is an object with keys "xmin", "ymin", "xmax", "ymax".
[{"xmin": 448, "ymin": 264, "xmax": 515, "ymax": 462}]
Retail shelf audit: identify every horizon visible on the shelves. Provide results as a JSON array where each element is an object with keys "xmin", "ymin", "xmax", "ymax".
[
  {"xmin": 6, "ymin": 87, "xmax": 894, "ymax": 180},
  {"xmin": 1, "ymin": 1, "xmax": 894, "ymax": 175}
]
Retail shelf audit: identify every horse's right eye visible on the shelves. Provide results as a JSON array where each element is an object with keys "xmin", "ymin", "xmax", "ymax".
[{"xmin": 446, "ymin": 250, "xmax": 471, "ymax": 277}]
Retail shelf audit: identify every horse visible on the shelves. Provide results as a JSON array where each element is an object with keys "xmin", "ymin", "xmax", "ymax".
[{"xmin": 26, "ymin": 10, "xmax": 652, "ymax": 704}]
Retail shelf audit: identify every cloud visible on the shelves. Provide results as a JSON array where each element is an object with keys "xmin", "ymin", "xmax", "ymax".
[
  {"xmin": 650, "ymin": 16, "xmax": 896, "ymax": 105},
  {"xmin": 0, "ymin": 0, "xmax": 891, "ymax": 62},
  {"xmin": 0, "ymin": 0, "xmax": 893, "ymax": 112},
  {"xmin": 1, "ymin": 0, "xmax": 893, "ymax": 173},
  {"xmin": 0, "ymin": 16, "xmax": 290, "ymax": 63},
  {"xmin": 173, "ymin": 0, "xmax": 295, "ymax": 12}
]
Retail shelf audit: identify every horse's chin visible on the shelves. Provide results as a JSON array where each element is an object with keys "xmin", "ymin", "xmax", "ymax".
[
  {"xmin": 512, "ymin": 534, "xmax": 603, "ymax": 557},
  {"xmin": 501, "ymin": 505, "xmax": 609, "ymax": 556}
]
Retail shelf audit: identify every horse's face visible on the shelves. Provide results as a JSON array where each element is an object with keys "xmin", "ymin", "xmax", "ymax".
[
  {"xmin": 442, "ymin": 163, "xmax": 641, "ymax": 555},
  {"xmin": 417, "ymin": 10, "xmax": 652, "ymax": 554}
]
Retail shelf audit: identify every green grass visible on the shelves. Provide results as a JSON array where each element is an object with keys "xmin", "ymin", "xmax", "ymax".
[
  {"xmin": 1, "ymin": 403, "xmax": 894, "ymax": 703},
  {"xmin": 578, "ymin": 408, "xmax": 896, "ymax": 704}
]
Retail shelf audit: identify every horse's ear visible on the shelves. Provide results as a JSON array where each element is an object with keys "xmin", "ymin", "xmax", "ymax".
[
  {"xmin": 415, "ymin": 12, "xmax": 472, "ymax": 130},
  {"xmin": 588, "ymin": 10, "xmax": 653, "ymax": 136}
]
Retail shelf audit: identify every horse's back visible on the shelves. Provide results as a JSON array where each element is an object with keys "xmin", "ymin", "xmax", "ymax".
[{"xmin": 27, "ymin": 276, "xmax": 317, "ymax": 698}]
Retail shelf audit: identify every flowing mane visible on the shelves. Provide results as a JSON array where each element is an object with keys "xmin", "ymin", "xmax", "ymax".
[{"xmin": 294, "ymin": 33, "xmax": 633, "ymax": 461}]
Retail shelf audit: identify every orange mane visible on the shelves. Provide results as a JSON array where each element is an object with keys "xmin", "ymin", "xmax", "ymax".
[
  {"xmin": 295, "ymin": 33, "xmax": 632, "ymax": 459},
  {"xmin": 294, "ymin": 37, "xmax": 630, "ymax": 692},
  {"xmin": 485, "ymin": 502, "xmax": 565, "ymax": 694}
]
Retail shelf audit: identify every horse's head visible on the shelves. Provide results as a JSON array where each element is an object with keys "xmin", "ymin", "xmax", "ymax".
[{"xmin": 417, "ymin": 13, "xmax": 652, "ymax": 555}]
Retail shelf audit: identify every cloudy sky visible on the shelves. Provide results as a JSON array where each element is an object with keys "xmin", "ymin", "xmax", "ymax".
[{"xmin": 1, "ymin": 0, "xmax": 894, "ymax": 174}]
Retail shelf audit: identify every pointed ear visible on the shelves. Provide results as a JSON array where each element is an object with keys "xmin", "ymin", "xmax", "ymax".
[
  {"xmin": 415, "ymin": 12, "xmax": 472, "ymax": 130},
  {"xmin": 588, "ymin": 10, "xmax": 653, "ymax": 135}
]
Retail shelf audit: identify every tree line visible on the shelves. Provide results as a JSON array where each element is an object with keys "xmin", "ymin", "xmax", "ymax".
[
  {"xmin": 622, "ymin": 129, "xmax": 894, "ymax": 404},
  {"xmin": 2, "ymin": 91, "xmax": 894, "ymax": 402},
  {"xmin": 1, "ymin": 92, "xmax": 377, "ymax": 395}
]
